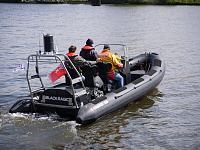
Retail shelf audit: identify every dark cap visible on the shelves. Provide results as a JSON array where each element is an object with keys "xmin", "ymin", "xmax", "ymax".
[
  {"xmin": 86, "ymin": 39, "xmax": 94, "ymax": 45},
  {"xmin": 68, "ymin": 45, "xmax": 76, "ymax": 52},
  {"xmin": 103, "ymin": 44, "xmax": 110, "ymax": 50}
]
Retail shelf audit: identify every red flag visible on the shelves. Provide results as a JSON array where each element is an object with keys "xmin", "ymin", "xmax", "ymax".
[{"xmin": 49, "ymin": 64, "xmax": 67, "ymax": 83}]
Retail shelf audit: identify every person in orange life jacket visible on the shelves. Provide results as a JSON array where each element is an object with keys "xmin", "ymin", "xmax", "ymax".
[
  {"xmin": 66, "ymin": 45, "xmax": 96, "ymax": 80},
  {"xmin": 80, "ymin": 39, "xmax": 98, "ymax": 61},
  {"xmin": 66, "ymin": 45, "xmax": 89, "ymax": 80},
  {"xmin": 66, "ymin": 45, "xmax": 89, "ymax": 70},
  {"xmin": 97, "ymin": 44, "xmax": 124, "ymax": 88}
]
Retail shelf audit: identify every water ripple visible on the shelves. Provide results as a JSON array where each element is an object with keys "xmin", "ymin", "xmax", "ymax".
[{"xmin": 0, "ymin": 4, "xmax": 200, "ymax": 150}]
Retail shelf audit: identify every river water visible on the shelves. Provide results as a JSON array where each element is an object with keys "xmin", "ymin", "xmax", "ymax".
[{"xmin": 0, "ymin": 3, "xmax": 200, "ymax": 150}]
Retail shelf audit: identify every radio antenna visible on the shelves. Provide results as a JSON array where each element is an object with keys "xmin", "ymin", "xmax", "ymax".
[{"xmin": 38, "ymin": 33, "xmax": 42, "ymax": 55}]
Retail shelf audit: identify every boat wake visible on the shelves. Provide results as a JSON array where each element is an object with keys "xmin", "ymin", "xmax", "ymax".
[{"xmin": 0, "ymin": 112, "xmax": 79, "ymax": 131}]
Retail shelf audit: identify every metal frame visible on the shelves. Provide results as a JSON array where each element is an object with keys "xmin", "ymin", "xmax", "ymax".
[
  {"xmin": 26, "ymin": 53, "xmax": 86, "ymax": 109},
  {"xmin": 94, "ymin": 43, "xmax": 128, "ymax": 58},
  {"xmin": 94, "ymin": 43, "xmax": 128, "ymax": 69}
]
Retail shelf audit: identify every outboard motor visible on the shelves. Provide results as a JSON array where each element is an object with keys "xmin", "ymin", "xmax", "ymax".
[{"xmin": 43, "ymin": 34, "xmax": 54, "ymax": 53}]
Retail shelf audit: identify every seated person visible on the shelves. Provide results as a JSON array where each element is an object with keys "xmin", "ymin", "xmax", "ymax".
[
  {"xmin": 66, "ymin": 45, "xmax": 102, "ymax": 88},
  {"xmin": 66, "ymin": 45, "xmax": 89, "ymax": 79},
  {"xmin": 97, "ymin": 44, "xmax": 124, "ymax": 88},
  {"xmin": 80, "ymin": 39, "xmax": 98, "ymax": 61}
]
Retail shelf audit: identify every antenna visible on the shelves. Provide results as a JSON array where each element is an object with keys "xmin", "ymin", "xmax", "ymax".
[{"xmin": 38, "ymin": 34, "xmax": 42, "ymax": 55}]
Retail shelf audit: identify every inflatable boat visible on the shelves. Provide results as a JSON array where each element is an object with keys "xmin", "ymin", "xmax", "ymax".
[{"xmin": 9, "ymin": 34, "xmax": 165, "ymax": 125}]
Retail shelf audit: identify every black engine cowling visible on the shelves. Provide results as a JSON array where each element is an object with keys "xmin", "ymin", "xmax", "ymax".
[{"xmin": 9, "ymin": 97, "xmax": 33, "ymax": 113}]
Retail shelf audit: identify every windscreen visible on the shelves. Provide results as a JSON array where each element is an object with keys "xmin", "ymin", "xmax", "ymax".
[{"xmin": 94, "ymin": 44, "xmax": 127, "ymax": 58}]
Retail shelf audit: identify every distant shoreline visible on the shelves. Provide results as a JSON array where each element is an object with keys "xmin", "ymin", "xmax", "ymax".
[{"xmin": 0, "ymin": 0, "xmax": 200, "ymax": 5}]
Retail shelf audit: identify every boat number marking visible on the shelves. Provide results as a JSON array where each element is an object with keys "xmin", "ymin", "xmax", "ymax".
[{"xmin": 41, "ymin": 95, "xmax": 73, "ymax": 105}]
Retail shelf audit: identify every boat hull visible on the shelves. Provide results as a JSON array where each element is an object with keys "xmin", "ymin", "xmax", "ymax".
[
  {"xmin": 76, "ymin": 53, "xmax": 165, "ymax": 124},
  {"xmin": 9, "ymin": 52, "xmax": 165, "ymax": 124}
]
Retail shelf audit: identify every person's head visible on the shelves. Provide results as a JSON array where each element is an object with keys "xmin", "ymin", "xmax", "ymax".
[
  {"xmin": 103, "ymin": 44, "xmax": 110, "ymax": 50},
  {"xmin": 86, "ymin": 39, "xmax": 94, "ymax": 46},
  {"xmin": 68, "ymin": 45, "xmax": 76, "ymax": 53}
]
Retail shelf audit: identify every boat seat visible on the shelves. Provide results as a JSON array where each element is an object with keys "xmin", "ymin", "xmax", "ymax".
[
  {"xmin": 81, "ymin": 65, "xmax": 96, "ymax": 88},
  {"xmin": 96, "ymin": 62, "xmax": 111, "ymax": 84},
  {"xmin": 64, "ymin": 61, "xmax": 80, "ymax": 86},
  {"xmin": 96, "ymin": 62, "xmax": 117, "ymax": 92},
  {"xmin": 130, "ymin": 70, "xmax": 146, "ymax": 80}
]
